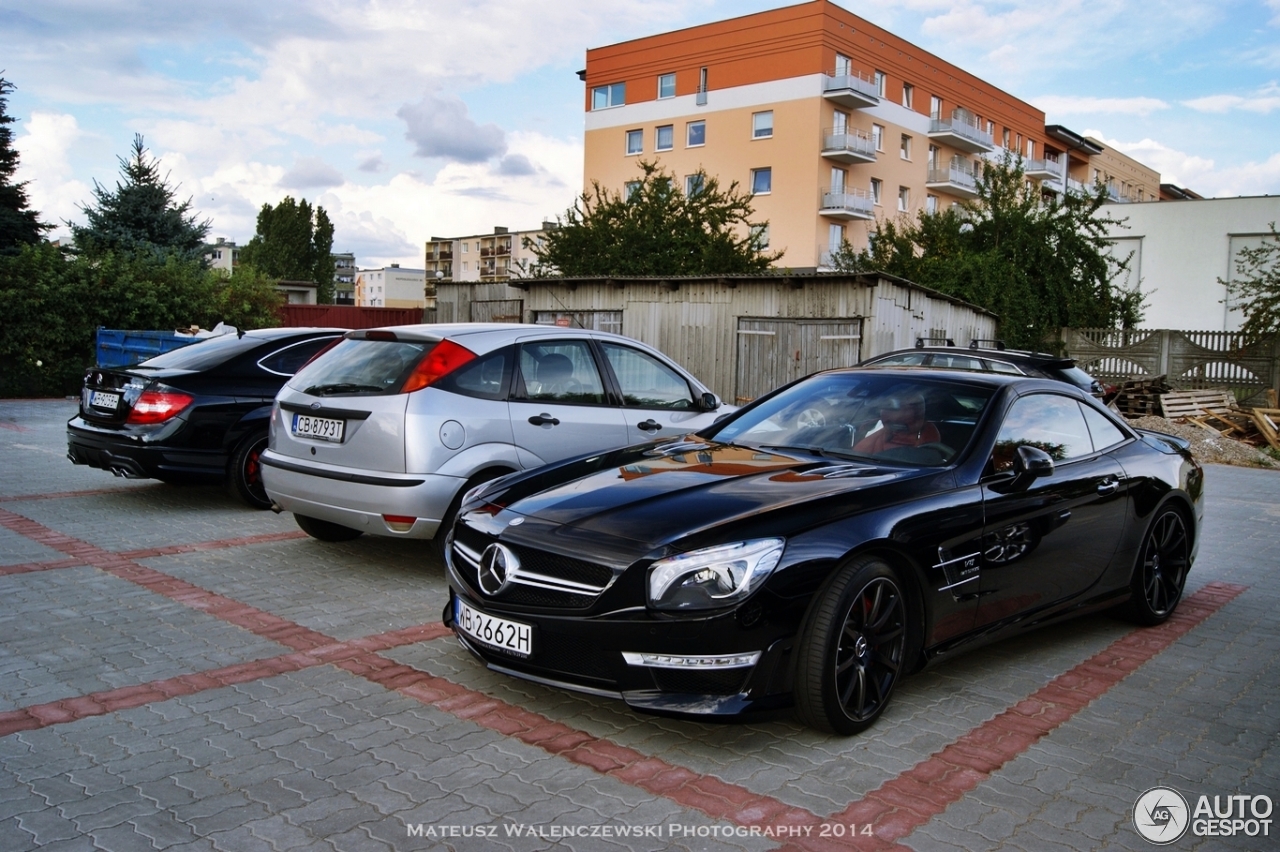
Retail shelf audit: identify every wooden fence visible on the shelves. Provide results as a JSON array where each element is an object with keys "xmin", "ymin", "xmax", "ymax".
[
  {"xmin": 278, "ymin": 305, "xmax": 424, "ymax": 329},
  {"xmin": 1062, "ymin": 328, "xmax": 1280, "ymax": 404}
]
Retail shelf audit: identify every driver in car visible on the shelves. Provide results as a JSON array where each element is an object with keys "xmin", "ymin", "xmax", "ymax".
[{"xmin": 853, "ymin": 388, "xmax": 940, "ymax": 454}]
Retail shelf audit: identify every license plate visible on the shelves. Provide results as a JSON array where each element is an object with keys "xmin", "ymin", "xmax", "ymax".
[
  {"xmin": 455, "ymin": 598, "xmax": 533, "ymax": 658},
  {"xmin": 291, "ymin": 413, "xmax": 345, "ymax": 442},
  {"xmin": 90, "ymin": 390, "xmax": 120, "ymax": 409}
]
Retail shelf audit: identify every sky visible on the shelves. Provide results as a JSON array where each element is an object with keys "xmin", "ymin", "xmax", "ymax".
[{"xmin": 2, "ymin": 0, "xmax": 1279, "ymax": 268}]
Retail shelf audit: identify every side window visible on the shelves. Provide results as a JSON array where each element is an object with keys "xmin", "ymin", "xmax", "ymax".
[
  {"xmin": 929, "ymin": 354, "xmax": 984, "ymax": 371},
  {"xmin": 438, "ymin": 347, "xmax": 510, "ymax": 401},
  {"xmin": 515, "ymin": 341, "xmax": 606, "ymax": 405},
  {"xmin": 984, "ymin": 359, "xmax": 1024, "ymax": 375},
  {"xmin": 872, "ymin": 353, "xmax": 926, "ymax": 366},
  {"xmin": 990, "ymin": 393, "xmax": 1093, "ymax": 473},
  {"xmin": 600, "ymin": 343, "xmax": 695, "ymax": 410},
  {"xmin": 1079, "ymin": 402, "xmax": 1127, "ymax": 452},
  {"xmin": 258, "ymin": 336, "xmax": 339, "ymax": 376}
]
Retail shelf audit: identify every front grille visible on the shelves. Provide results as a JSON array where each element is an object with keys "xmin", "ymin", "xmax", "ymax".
[
  {"xmin": 451, "ymin": 526, "xmax": 615, "ymax": 610},
  {"xmin": 507, "ymin": 545, "xmax": 612, "ymax": 588},
  {"xmin": 651, "ymin": 668, "xmax": 750, "ymax": 695}
]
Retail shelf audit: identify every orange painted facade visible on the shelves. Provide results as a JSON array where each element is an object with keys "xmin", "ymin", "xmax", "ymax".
[{"xmin": 582, "ymin": 0, "xmax": 1162, "ymax": 269}]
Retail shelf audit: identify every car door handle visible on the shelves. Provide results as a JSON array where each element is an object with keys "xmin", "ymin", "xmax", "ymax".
[
  {"xmin": 528, "ymin": 414, "xmax": 560, "ymax": 427},
  {"xmin": 636, "ymin": 419, "xmax": 662, "ymax": 432},
  {"xmin": 1097, "ymin": 478, "xmax": 1120, "ymax": 495}
]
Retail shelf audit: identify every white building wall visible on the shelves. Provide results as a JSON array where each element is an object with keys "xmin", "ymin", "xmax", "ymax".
[{"xmin": 1103, "ymin": 196, "xmax": 1280, "ymax": 331}]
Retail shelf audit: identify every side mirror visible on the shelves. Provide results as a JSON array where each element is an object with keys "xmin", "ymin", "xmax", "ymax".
[
  {"xmin": 1010, "ymin": 445, "xmax": 1054, "ymax": 489},
  {"xmin": 699, "ymin": 392, "xmax": 720, "ymax": 412}
]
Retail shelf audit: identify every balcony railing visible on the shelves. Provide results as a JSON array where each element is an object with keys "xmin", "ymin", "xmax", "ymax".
[
  {"xmin": 1023, "ymin": 158, "xmax": 1061, "ymax": 180},
  {"xmin": 696, "ymin": 85, "xmax": 708, "ymax": 106},
  {"xmin": 495, "ymin": 242, "xmax": 511, "ymax": 255},
  {"xmin": 822, "ymin": 70, "xmax": 879, "ymax": 109},
  {"xmin": 819, "ymin": 188, "xmax": 875, "ymax": 220},
  {"xmin": 927, "ymin": 111, "xmax": 994, "ymax": 153},
  {"xmin": 820, "ymin": 128, "xmax": 876, "ymax": 164},
  {"xmin": 925, "ymin": 166, "xmax": 980, "ymax": 199},
  {"xmin": 1066, "ymin": 177, "xmax": 1088, "ymax": 195}
]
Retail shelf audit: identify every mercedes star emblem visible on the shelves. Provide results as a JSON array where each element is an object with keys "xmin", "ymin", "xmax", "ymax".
[{"xmin": 478, "ymin": 543, "xmax": 519, "ymax": 595}]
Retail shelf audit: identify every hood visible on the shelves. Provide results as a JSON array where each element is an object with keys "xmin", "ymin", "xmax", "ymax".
[{"xmin": 485, "ymin": 438, "xmax": 928, "ymax": 552}]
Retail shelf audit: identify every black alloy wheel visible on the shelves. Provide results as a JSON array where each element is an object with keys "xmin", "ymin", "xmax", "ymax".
[
  {"xmin": 228, "ymin": 432, "xmax": 272, "ymax": 510},
  {"xmin": 795, "ymin": 556, "xmax": 908, "ymax": 734},
  {"xmin": 1127, "ymin": 508, "xmax": 1190, "ymax": 625}
]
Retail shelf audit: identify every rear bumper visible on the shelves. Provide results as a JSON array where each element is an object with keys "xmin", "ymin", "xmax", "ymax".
[
  {"xmin": 66, "ymin": 418, "xmax": 226, "ymax": 482},
  {"xmin": 260, "ymin": 449, "xmax": 462, "ymax": 539}
]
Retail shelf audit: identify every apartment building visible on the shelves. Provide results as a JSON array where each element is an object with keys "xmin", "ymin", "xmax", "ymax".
[
  {"xmin": 354, "ymin": 264, "xmax": 428, "ymax": 308},
  {"xmin": 582, "ymin": 0, "xmax": 1162, "ymax": 269},
  {"xmin": 424, "ymin": 225, "xmax": 550, "ymax": 284},
  {"xmin": 333, "ymin": 252, "xmax": 356, "ymax": 304}
]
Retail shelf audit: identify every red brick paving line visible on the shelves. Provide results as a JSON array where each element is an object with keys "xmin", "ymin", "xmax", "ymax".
[
  {"xmin": 0, "ymin": 487, "xmax": 137, "ymax": 503},
  {"xmin": 0, "ymin": 531, "xmax": 310, "ymax": 577},
  {"xmin": 0, "ymin": 622, "xmax": 453, "ymax": 738},
  {"xmin": 0, "ymin": 504, "xmax": 1248, "ymax": 850}
]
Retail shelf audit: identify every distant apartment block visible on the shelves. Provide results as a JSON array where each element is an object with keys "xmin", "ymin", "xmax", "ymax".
[
  {"xmin": 204, "ymin": 238, "xmax": 240, "ymax": 273},
  {"xmin": 582, "ymin": 0, "xmax": 1163, "ymax": 270},
  {"xmin": 333, "ymin": 252, "xmax": 356, "ymax": 304},
  {"xmin": 354, "ymin": 265, "xmax": 429, "ymax": 309},
  {"xmin": 424, "ymin": 225, "xmax": 550, "ymax": 284}
]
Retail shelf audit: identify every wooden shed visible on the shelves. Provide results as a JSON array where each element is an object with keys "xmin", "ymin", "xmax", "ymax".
[{"xmin": 433, "ymin": 272, "xmax": 997, "ymax": 403}]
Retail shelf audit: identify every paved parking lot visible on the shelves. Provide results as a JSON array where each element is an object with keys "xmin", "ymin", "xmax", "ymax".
[{"xmin": 1, "ymin": 398, "xmax": 1276, "ymax": 851}]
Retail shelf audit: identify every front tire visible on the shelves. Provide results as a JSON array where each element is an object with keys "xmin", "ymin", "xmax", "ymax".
[
  {"xmin": 794, "ymin": 556, "xmax": 909, "ymax": 735},
  {"xmin": 1125, "ymin": 507, "xmax": 1190, "ymax": 625},
  {"xmin": 431, "ymin": 469, "xmax": 511, "ymax": 563},
  {"xmin": 227, "ymin": 431, "xmax": 271, "ymax": 509},
  {"xmin": 295, "ymin": 513, "xmax": 363, "ymax": 542}
]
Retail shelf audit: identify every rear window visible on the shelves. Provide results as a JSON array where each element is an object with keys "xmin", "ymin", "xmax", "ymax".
[
  {"xmin": 288, "ymin": 338, "xmax": 432, "ymax": 396},
  {"xmin": 134, "ymin": 334, "xmax": 264, "ymax": 371}
]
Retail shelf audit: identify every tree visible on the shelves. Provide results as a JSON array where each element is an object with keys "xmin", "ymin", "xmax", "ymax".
[
  {"xmin": 1221, "ymin": 222, "xmax": 1280, "ymax": 340},
  {"xmin": 525, "ymin": 160, "xmax": 781, "ymax": 277},
  {"xmin": 238, "ymin": 197, "xmax": 336, "ymax": 303},
  {"xmin": 71, "ymin": 134, "xmax": 210, "ymax": 261},
  {"xmin": 0, "ymin": 76, "xmax": 50, "ymax": 253},
  {"xmin": 830, "ymin": 156, "xmax": 1141, "ymax": 350}
]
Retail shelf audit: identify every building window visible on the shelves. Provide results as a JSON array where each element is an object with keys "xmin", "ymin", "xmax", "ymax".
[
  {"xmin": 625, "ymin": 129, "xmax": 643, "ymax": 155},
  {"xmin": 928, "ymin": 144, "xmax": 939, "ymax": 169},
  {"xmin": 752, "ymin": 111, "xmax": 773, "ymax": 139},
  {"xmin": 828, "ymin": 223, "xmax": 845, "ymax": 252},
  {"xmin": 461, "ymin": 243, "xmax": 468, "ymax": 253},
  {"xmin": 1027, "ymin": 139, "xmax": 1035, "ymax": 159},
  {"xmin": 900, "ymin": 134, "xmax": 912, "ymax": 160},
  {"xmin": 658, "ymin": 73, "xmax": 676, "ymax": 99},
  {"xmin": 686, "ymin": 120, "xmax": 705, "ymax": 147},
  {"xmin": 751, "ymin": 167, "xmax": 772, "ymax": 194},
  {"xmin": 898, "ymin": 186, "xmax": 910, "ymax": 212},
  {"xmin": 830, "ymin": 167, "xmax": 846, "ymax": 192},
  {"xmin": 592, "ymin": 82, "xmax": 625, "ymax": 110},
  {"xmin": 926, "ymin": 194, "xmax": 937, "ymax": 214},
  {"xmin": 835, "ymin": 53, "xmax": 851, "ymax": 76},
  {"xmin": 462, "ymin": 261, "xmax": 469, "ymax": 271},
  {"xmin": 751, "ymin": 224, "xmax": 769, "ymax": 249},
  {"xmin": 870, "ymin": 178, "xmax": 882, "ymax": 205},
  {"xmin": 685, "ymin": 174, "xmax": 705, "ymax": 196},
  {"xmin": 874, "ymin": 70, "xmax": 886, "ymax": 97},
  {"xmin": 930, "ymin": 95, "xmax": 942, "ymax": 119},
  {"xmin": 1016, "ymin": 132, "xmax": 1022, "ymax": 152},
  {"xmin": 902, "ymin": 83, "xmax": 914, "ymax": 109},
  {"xmin": 872, "ymin": 124, "xmax": 884, "ymax": 151},
  {"xmin": 656, "ymin": 124, "xmax": 673, "ymax": 151},
  {"xmin": 1002, "ymin": 128, "xmax": 1011, "ymax": 149},
  {"xmin": 986, "ymin": 120, "xmax": 994, "ymax": 135},
  {"xmin": 624, "ymin": 180, "xmax": 642, "ymax": 199}
]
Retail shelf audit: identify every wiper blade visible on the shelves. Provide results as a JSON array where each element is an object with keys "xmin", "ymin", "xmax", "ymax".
[{"xmin": 305, "ymin": 382, "xmax": 385, "ymax": 396}]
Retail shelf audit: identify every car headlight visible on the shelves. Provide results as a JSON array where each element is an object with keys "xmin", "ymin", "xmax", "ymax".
[{"xmin": 647, "ymin": 538, "xmax": 785, "ymax": 611}]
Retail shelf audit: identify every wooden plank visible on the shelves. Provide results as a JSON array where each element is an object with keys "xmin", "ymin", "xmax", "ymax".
[
  {"xmin": 1160, "ymin": 389, "xmax": 1234, "ymax": 419},
  {"xmin": 1254, "ymin": 412, "xmax": 1280, "ymax": 451}
]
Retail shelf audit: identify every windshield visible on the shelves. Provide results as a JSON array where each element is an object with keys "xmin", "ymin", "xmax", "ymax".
[
  {"xmin": 709, "ymin": 372, "xmax": 994, "ymax": 466},
  {"xmin": 288, "ymin": 338, "xmax": 433, "ymax": 396},
  {"xmin": 135, "ymin": 333, "xmax": 263, "ymax": 371}
]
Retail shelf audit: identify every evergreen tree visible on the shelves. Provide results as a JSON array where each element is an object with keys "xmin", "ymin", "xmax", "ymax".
[
  {"xmin": 0, "ymin": 76, "xmax": 50, "ymax": 254},
  {"xmin": 238, "ymin": 196, "xmax": 336, "ymax": 303},
  {"xmin": 830, "ymin": 155, "xmax": 1141, "ymax": 350},
  {"xmin": 71, "ymin": 134, "xmax": 210, "ymax": 260},
  {"xmin": 527, "ymin": 161, "xmax": 781, "ymax": 277}
]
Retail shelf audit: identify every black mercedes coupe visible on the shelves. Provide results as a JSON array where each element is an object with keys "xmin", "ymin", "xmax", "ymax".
[
  {"xmin": 67, "ymin": 327, "xmax": 342, "ymax": 508},
  {"xmin": 444, "ymin": 368, "xmax": 1203, "ymax": 734}
]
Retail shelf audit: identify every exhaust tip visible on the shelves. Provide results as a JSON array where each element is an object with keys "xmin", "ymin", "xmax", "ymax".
[{"xmin": 269, "ymin": 502, "xmax": 284, "ymax": 514}]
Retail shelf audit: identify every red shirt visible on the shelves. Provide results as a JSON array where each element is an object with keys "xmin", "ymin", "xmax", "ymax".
[{"xmin": 853, "ymin": 421, "xmax": 941, "ymax": 455}]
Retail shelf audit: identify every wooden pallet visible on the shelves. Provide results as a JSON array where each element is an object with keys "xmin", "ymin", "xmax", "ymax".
[{"xmin": 1159, "ymin": 388, "xmax": 1236, "ymax": 420}]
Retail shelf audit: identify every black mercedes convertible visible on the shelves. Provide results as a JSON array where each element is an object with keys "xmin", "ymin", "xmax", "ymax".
[{"xmin": 444, "ymin": 367, "xmax": 1202, "ymax": 734}]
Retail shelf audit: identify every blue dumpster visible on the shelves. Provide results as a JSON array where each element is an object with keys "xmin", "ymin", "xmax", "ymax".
[{"xmin": 95, "ymin": 329, "xmax": 199, "ymax": 368}]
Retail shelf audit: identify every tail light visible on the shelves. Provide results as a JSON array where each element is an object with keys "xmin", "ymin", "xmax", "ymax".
[
  {"xmin": 400, "ymin": 339, "xmax": 477, "ymax": 393},
  {"xmin": 382, "ymin": 514, "xmax": 417, "ymax": 532},
  {"xmin": 126, "ymin": 390, "xmax": 195, "ymax": 424}
]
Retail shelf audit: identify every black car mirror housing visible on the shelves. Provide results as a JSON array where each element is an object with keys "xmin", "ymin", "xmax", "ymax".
[{"xmin": 700, "ymin": 392, "xmax": 720, "ymax": 412}]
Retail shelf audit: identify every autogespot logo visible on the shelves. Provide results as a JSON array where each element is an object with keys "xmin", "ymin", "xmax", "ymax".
[{"xmin": 1134, "ymin": 786, "xmax": 1190, "ymax": 844}]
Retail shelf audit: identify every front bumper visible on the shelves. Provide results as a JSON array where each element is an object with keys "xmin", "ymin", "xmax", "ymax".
[
  {"xmin": 260, "ymin": 449, "xmax": 462, "ymax": 539},
  {"xmin": 443, "ymin": 565, "xmax": 795, "ymax": 719},
  {"xmin": 66, "ymin": 417, "xmax": 226, "ymax": 481}
]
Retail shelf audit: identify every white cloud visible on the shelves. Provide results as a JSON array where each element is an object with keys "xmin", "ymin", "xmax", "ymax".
[
  {"xmin": 1084, "ymin": 131, "xmax": 1280, "ymax": 197},
  {"xmin": 279, "ymin": 157, "xmax": 346, "ymax": 189},
  {"xmin": 12, "ymin": 111, "xmax": 93, "ymax": 236},
  {"xmin": 1183, "ymin": 82, "xmax": 1280, "ymax": 114},
  {"xmin": 1035, "ymin": 95, "xmax": 1171, "ymax": 117}
]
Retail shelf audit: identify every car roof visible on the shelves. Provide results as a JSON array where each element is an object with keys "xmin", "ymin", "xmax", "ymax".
[
  {"xmin": 836, "ymin": 364, "xmax": 1074, "ymax": 391},
  {"xmin": 863, "ymin": 345, "xmax": 1075, "ymax": 368},
  {"xmin": 346, "ymin": 322, "xmax": 653, "ymax": 348},
  {"xmin": 240, "ymin": 327, "xmax": 347, "ymax": 340}
]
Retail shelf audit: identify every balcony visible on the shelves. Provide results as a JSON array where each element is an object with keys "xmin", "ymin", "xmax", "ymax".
[
  {"xmin": 820, "ymin": 129, "xmax": 876, "ymax": 165},
  {"xmin": 925, "ymin": 166, "xmax": 980, "ymax": 199},
  {"xmin": 1065, "ymin": 177, "xmax": 1088, "ymax": 196},
  {"xmin": 1024, "ymin": 158, "xmax": 1061, "ymax": 180},
  {"xmin": 696, "ymin": 85, "xmax": 708, "ymax": 106},
  {"xmin": 820, "ymin": 188, "xmax": 875, "ymax": 220},
  {"xmin": 495, "ymin": 241, "xmax": 511, "ymax": 255},
  {"xmin": 927, "ymin": 112, "xmax": 994, "ymax": 153},
  {"xmin": 822, "ymin": 71, "xmax": 879, "ymax": 109}
]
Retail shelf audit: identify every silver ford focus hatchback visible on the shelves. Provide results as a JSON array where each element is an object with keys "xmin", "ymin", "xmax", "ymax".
[{"xmin": 262, "ymin": 323, "xmax": 729, "ymax": 551}]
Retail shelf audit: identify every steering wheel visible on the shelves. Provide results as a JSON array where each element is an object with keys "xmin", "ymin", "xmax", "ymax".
[{"xmin": 796, "ymin": 407, "xmax": 827, "ymax": 429}]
